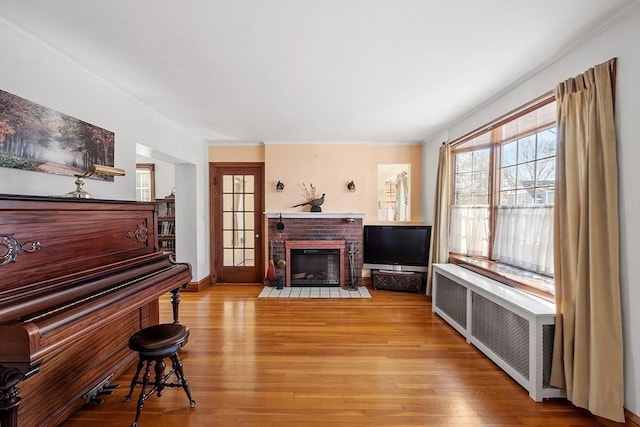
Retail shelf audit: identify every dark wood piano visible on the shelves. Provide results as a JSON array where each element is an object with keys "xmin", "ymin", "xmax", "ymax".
[{"xmin": 0, "ymin": 194, "xmax": 192, "ymax": 427}]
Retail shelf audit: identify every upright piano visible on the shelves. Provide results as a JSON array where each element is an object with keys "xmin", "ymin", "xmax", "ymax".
[{"xmin": 0, "ymin": 195, "xmax": 192, "ymax": 427}]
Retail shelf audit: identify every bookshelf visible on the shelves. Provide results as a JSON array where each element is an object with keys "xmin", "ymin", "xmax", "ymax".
[{"xmin": 156, "ymin": 193, "xmax": 175, "ymax": 255}]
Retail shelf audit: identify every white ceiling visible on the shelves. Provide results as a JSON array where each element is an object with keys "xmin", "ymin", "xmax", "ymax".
[{"xmin": 0, "ymin": 0, "xmax": 634, "ymax": 144}]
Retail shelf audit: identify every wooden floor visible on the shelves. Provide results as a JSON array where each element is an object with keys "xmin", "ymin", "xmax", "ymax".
[{"xmin": 61, "ymin": 284, "xmax": 608, "ymax": 427}]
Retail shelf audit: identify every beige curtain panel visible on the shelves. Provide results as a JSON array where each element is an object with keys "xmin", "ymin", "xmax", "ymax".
[
  {"xmin": 551, "ymin": 58, "xmax": 624, "ymax": 422},
  {"xmin": 426, "ymin": 143, "xmax": 451, "ymax": 295}
]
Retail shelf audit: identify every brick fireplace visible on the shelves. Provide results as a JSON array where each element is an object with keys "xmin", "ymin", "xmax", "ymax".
[{"xmin": 265, "ymin": 213, "xmax": 364, "ymax": 288}]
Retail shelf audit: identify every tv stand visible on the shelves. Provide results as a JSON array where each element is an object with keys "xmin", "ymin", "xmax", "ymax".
[{"xmin": 372, "ymin": 270, "xmax": 424, "ymax": 293}]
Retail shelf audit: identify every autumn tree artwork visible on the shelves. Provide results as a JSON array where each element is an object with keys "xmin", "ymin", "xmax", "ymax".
[{"xmin": 0, "ymin": 89, "xmax": 116, "ymax": 180}]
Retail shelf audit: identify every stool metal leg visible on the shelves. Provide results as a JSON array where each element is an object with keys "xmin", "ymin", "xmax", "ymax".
[
  {"xmin": 125, "ymin": 358, "xmax": 145, "ymax": 402},
  {"xmin": 170, "ymin": 353, "xmax": 196, "ymax": 407},
  {"xmin": 154, "ymin": 357, "xmax": 166, "ymax": 397},
  {"xmin": 131, "ymin": 360, "xmax": 153, "ymax": 427}
]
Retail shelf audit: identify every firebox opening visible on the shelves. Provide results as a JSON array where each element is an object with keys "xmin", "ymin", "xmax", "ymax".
[{"xmin": 290, "ymin": 248, "xmax": 340, "ymax": 286}]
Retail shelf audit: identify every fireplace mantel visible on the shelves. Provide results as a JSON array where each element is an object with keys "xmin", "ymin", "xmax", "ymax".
[
  {"xmin": 264, "ymin": 212, "xmax": 365, "ymax": 219},
  {"xmin": 266, "ymin": 214, "xmax": 364, "ymax": 288}
]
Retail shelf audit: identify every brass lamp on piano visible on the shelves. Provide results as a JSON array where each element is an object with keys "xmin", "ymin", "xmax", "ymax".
[{"xmin": 64, "ymin": 164, "xmax": 126, "ymax": 199}]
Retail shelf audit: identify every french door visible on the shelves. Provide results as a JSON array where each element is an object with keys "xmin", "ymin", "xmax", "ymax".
[{"xmin": 210, "ymin": 163, "xmax": 264, "ymax": 283}]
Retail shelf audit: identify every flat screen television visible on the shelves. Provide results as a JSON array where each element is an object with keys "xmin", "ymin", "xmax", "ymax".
[{"xmin": 363, "ymin": 225, "xmax": 432, "ymax": 273}]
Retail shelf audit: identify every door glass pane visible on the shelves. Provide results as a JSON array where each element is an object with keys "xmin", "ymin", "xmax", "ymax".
[
  {"xmin": 223, "ymin": 194, "xmax": 233, "ymax": 212},
  {"xmin": 234, "ymin": 249, "xmax": 245, "ymax": 266},
  {"xmin": 244, "ymin": 176, "xmax": 254, "ymax": 193},
  {"xmin": 245, "ymin": 212, "xmax": 255, "ymax": 230},
  {"xmin": 223, "ymin": 249, "xmax": 233, "ymax": 266},
  {"xmin": 223, "ymin": 212, "xmax": 233, "ymax": 229},
  {"xmin": 245, "ymin": 249, "xmax": 255, "ymax": 266},
  {"xmin": 244, "ymin": 231, "xmax": 255, "ymax": 248},
  {"xmin": 223, "ymin": 175, "xmax": 233, "ymax": 193},
  {"xmin": 244, "ymin": 194, "xmax": 255, "ymax": 211},
  {"xmin": 223, "ymin": 230, "xmax": 234, "ymax": 247}
]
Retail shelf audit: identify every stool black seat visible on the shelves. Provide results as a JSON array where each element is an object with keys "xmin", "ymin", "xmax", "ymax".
[{"xmin": 125, "ymin": 323, "xmax": 195, "ymax": 427}]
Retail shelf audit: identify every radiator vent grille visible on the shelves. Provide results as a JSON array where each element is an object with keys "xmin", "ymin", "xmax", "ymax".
[
  {"xmin": 542, "ymin": 324, "xmax": 555, "ymax": 388},
  {"xmin": 471, "ymin": 292, "xmax": 530, "ymax": 380},
  {"xmin": 434, "ymin": 272, "xmax": 467, "ymax": 329}
]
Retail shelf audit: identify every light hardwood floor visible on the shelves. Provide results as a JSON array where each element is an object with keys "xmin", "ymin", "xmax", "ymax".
[{"xmin": 61, "ymin": 284, "xmax": 610, "ymax": 427}]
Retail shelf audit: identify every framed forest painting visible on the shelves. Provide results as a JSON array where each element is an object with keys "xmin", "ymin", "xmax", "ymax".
[{"xmin": 0, "ymin": 89, "xmax": 115, "ymax": 180}]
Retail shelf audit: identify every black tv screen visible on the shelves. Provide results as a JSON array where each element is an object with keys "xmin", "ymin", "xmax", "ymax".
[{"xmin": 363, "ymin": 225, "xmax": 431, "ymax": 270}]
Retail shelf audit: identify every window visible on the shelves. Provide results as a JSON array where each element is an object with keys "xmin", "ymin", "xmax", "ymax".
[
  {"xmin": 450, "ymin": 98, "xmax": 556, "ymax": 295},
  {"xmin": 136, "ymin": 163, "xmax": 155, "ymax": 201}
]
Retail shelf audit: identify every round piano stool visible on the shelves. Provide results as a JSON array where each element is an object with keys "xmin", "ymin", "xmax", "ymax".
[{"xmin": 125, "ymin": 323, "xmax": 195, "ymax": 427}]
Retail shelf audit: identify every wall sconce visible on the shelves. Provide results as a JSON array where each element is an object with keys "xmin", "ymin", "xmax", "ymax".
[
  {"xmin": 275, "ymin": 180, "xmax": 285, "ymax": 192},
  {"xmin": 64, "ymin": 164, "xmax": 126, "ymax": 199},
  {"xmin": 347, "ymin": 180, "xmax": 356, "ymax": 192}
]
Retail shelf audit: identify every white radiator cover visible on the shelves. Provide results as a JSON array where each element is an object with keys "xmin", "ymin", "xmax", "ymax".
[{"xmin": 432, "ymin": 263, "xmax": 565, "ymax": 401}]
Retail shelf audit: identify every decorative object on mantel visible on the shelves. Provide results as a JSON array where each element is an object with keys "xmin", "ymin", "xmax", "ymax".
[
  {"xmin": 292, "ymin": 183, "xmax": 325, "ymax": 212},
  {"xmin": 347, "ymin": 180, "xmax": 356, "ymax": 192},
  {"xmin": 275, "ymin": 180, "xmax": 285, "ymax": 192},
  {"xmin": 64, "ymin": 164, "xmax": 126, "ymax": 198}
]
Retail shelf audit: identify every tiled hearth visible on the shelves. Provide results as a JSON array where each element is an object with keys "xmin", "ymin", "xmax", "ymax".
[{"xmin": 265, "ymin": 213, "xmax": 364, "ymax": 288}]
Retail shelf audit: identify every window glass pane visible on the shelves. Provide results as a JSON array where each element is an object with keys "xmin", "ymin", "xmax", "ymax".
[
  {"xmin": 516, "ymin": 189, "xmax": 534, "ymax": 204},
  {"xmin": 538, "ymin": 128, "xmax": 557, "ymax": 159},
  {"xmin": 135, "ymin": 168, "xmax": 152, "ymax": 202},
  {"xmin": 501, "ymin": 141, "xmax": 517, "ymax": 167},
  {"xmin": 472, "ymin": 193, "xmax": 489, "ymax": 205},
  {"xmin": 518, "ymin": 135, "xmax": 536, "ymax": 162},
  {"xmin": 474, "ymin": 149, "xmax": 490, "ymax": 170},
  {"xmin": 454, "ymin": 148, "xmax": 489, "ymax": 206},
  {"xmin": 517, "ymin": 163, "xmax": 535, "ymax": 188},
  {"xmin": 455, "ymin": 193, "xmax": 472, "ymax": 205},
  {"xmin": 455, "ymin": 152, "xmax": 473, "ymax": 173},
  {"xmin": 501, "ymin": 166, "xmax": 516, "ymax": 190},
  {"xmin": 500, "ymin": 190, "xmax": 516, "ymax": 205},
  {"xmin": 536, "ymin": 158, "xmax": 556, "ymax": 186},
  {"xmin": 471, "ymin": 171, "xmax": 488, "ymax": 192},
  {"xmin": 535, "ymin": 187, "xmax": 555, "ymax": 204},
  {"xmin": 455, "ymin": 172, "xmax": 471, "ymax": 194}
]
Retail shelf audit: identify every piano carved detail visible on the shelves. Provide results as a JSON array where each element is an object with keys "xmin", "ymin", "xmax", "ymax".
[
  {"xmin": 126, "ymin": 222, "xmax": 149, "ymax": 244},
  {"xmin": 0, "ymin": 235, "xmax": 41, "ymax": 266}
]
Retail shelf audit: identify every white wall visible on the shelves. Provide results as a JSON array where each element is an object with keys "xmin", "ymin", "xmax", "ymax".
[
  {"xmin": 423, "ymin": 4, "xmax": 640, "ymax": 417},
  {"xmin": 0, "ymin": 18, "xmax": 210, "ymax": 282}
]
